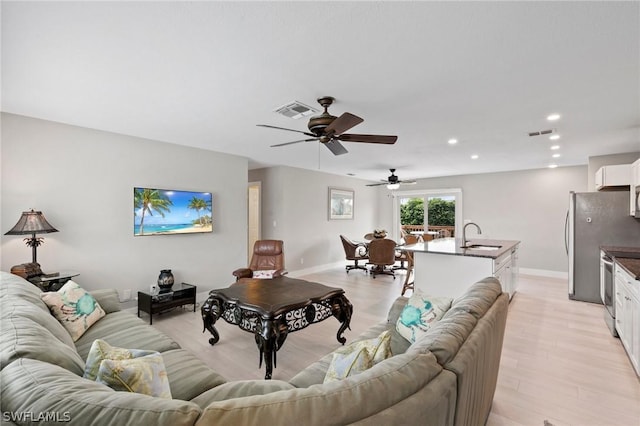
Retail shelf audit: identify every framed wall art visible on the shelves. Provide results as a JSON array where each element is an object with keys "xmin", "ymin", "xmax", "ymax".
[{"xmin": 328, "ymin": 187, "xmax": 354, "ymax": 220}]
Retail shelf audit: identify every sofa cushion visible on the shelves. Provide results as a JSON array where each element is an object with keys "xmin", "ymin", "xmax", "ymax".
[
  {"xmin": 41, "ymin": 280, "xmax": 106, "ymax": 341},
  {"xmin": 385, "ymin": 297, "xmax": 412, "ymax": 356},
  {"xmin": 161, "ymin": 349, "xmax": 226, "ymax": 401},
  {"xmin": 448, "ymin": 276, "xmax": 502, "ymax": 319},
  {"xmin": 89, "ymin": 289, "xmax": 121, "ymax": 314},
  {"xmin": 191, "ymin": 380, "xmax": 294, "ymax": 408},
  {"xmin": 74, "ymin": 311, "xmax": 180, "ymax": 360},
  {"xmin": 396, "ymin": 292, "xmax": 452, "ymax": 343},
  {"xmin": 84, "ymin": 339, "xmax": 158, "ymax": 381},
  {"xmin": 0, "ymin": 358, "xmax": 201, "ymax": 426},
  {"xmin": 95, "ymin": 353, "xmax": 172, "ymax": 399},
  {"xmin": 0, "ymin": 297, "xmax": 76, "ymax": 350},
  {"xmin": 195, "ymin": 352, "xmax": 443, "ymax": 426},
  {"xmin": 406, "ymin": 309, "xmax": 478, "ymax": 365},
  {"xmin": 0, "ymin": 313, "xmax": 85, "ymax": 375},
  {"xmin": 0, "ymin": 271, "xmax": 50, "ymax": 313}
]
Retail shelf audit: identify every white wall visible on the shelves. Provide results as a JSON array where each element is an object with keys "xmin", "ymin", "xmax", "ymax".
[
  {"xmin": 376, "ymin": 166, "xmax": 588, "ymax": 274},
  {"xmin": 249, "ymin": 166, "xmax": 380, "ymax": 272},
  {"xmin": 1, "ymin": 114, "xmax": 248, "ymax": 304}
]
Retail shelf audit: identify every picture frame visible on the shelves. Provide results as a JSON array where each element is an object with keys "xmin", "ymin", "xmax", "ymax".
[{"xmin": 329, "ymin": 187, "xmax": 354, "ymax": 220}]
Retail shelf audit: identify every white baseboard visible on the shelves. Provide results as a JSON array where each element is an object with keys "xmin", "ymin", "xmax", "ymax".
[
  {"xmin": 287, "ymin": 261, "xmax": 345, "ymax": 278},
  {"xmin": 519, "ymin": 267, "xmax": 568, "ymax": 280}
]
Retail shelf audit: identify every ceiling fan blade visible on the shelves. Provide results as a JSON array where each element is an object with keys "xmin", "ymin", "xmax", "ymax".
[
  {"xmin": 365, "ymin": 182, "xmax": 388, "ymax": 187},
  {"xmin": 338, "ymin": 134, "xmax": 398, "ymax": 144},
  {"xmin": 257, "ymin": 124, "xmax": 316, "ymax": 137},
  {"xmin": 271, "ymin": 138, "xmax": 318, "ymax": 147},
  {"xmin": 324, "ymin": 112, "xmax": 363, "ymax": 136},
  {"xmin": 324, "ymin": 140, "xmax": 348, "ymax": 156},
  {"xmin": 399, "ymin": 180, "xmax": 417, "ymax": 185}
]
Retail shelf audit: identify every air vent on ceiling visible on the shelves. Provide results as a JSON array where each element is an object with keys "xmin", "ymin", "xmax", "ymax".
[
  {"xmin": 274, "ymin": 101, "xmax": 319, "ymax": 119},
  {"xmin": 528, "ymin": 129, "xmax": 555, "ymax": 137}
]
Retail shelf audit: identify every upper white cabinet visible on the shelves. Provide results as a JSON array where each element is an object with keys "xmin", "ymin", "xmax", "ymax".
[
  {"xmin": 633, "ymin": 158, "xmax": 640, "ymax": 187},
  {"xmin": 595, "ymin": 164, "xmax": 631, "ymax": 191},
  {"xmin": 631, "ymin": 158, "xmax": 640, "ymax": 216}
]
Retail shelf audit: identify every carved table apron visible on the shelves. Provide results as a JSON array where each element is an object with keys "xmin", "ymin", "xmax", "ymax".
[{"xmin": 201, "ymin": 276, "xmax": 353, "ymax": 379}]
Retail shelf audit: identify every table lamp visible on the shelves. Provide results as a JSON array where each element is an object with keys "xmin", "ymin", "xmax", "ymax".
[{"xmin": 5, "ymin": 209, "xmax": 59, "ymax": 263}]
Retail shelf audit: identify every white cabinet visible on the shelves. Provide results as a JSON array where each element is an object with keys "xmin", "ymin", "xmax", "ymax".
[
  {"xmin": 614, "ymin": 263, "xmax": 640, "ymax": 377},
  {"xmin": 633, "ymin": 158, "xmax": 640, "ymax": 187},
  {"xmin": 413, "ymin": 244, "xmax": 519, "ymax": 300},
  {"xmin": 595, "ymin": 164, "xmax": 631, "ymax": 191}
]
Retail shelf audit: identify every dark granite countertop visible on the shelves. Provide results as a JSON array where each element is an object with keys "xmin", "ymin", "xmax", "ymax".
[
  {"xmin": 403, "ymin": 238, "xmax": 520, "ymax": 259},
  {"xmin": 601, "ymin": 246, "xmax": 640, "ymax": 280}
]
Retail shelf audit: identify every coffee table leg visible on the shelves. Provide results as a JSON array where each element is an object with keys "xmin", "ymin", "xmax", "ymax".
[
  {"xmin": 201, "ymin": 296, "xmax": 223, "ymax": 345},
  {"xmin": 331, "ymin": 295, "xmax": 353, "ymax": 345},
  {"xmin": 255, "ymin": 317, "xmax": 288, "ymax": 379}
]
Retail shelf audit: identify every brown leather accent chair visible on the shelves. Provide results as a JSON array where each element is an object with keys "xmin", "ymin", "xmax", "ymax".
[
  {"xmin": 232, "ymin": 240, "xmax": 286, "ymax": 281},
  {"xmin": 340, "ymin": 235, "xmax": 369, "ymax": 273},
  {"xmin": 367, "ymin": 238, "xmax": 397, "ymax": 279}
]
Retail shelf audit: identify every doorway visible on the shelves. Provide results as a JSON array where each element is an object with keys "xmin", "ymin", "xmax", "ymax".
[
  {"xmin": 393, "ymin": 188, "xmax": 462, "ymax": 242},
  {"xmin": 248, "ymin": 182, "xmax": 261, "ymax": 263}
]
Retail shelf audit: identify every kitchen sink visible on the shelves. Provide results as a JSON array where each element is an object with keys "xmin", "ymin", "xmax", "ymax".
[{"xmin": 464, "ymin": 245, "xmax": 502, "ymax": 251}]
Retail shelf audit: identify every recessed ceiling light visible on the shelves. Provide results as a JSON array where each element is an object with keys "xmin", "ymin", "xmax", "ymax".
[
  {"xmin": 550, "ymin": 145, "xmax": 560, "ymax": 150},
  {"xmin": 552, "ymin": 153, "xmax": 561, "ymax": 158},
  {"xmin": 548, "ymin": 164, "xmax": 558, "ymax": 169},
  {"xmin": 448, "ymin": 138, "xmax": 458, "ymax": 145},
  {"xmin": 547, "ymin": 113, "xmax": 561, "ymax": 121},
  {"xmin": 471, "ymin": 154, "xmax": 479, "ymax": 160},
  {"xmin": 549, "ymin": 134, "xmax": 560, "ymax": 140}
]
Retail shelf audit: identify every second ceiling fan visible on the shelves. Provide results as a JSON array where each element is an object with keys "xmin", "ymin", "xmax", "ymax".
[
  {"xmin": 257, "ymin": 96, "xmax": 397, "ymax": 155},
  {"xmin": 366, "ymin": 169, "xmax": 416, "ymax": 188}
]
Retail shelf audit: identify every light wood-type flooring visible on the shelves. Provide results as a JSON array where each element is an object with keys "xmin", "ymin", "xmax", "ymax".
[{"xmin": 150, "ymin": 268, "xmax": 640, "ymax": 426}]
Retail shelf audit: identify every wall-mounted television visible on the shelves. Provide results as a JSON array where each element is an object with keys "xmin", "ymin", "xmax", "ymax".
[{"xmin": 134, "ymin": 187, "xmax": 213, "ymax": 236}]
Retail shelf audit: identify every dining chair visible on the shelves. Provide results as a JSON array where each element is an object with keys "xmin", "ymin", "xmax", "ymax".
[
  {"xmin": 367, "ymin": 238, "xmax": 397, "ymax": 279},
  {"xmin": 394, "ymin": 234, "xmax": 419, "ymax": 270},
  {"xmin": 401, "ymin": 248, "xmax": 415, "ymax": 296},
  {"xmin": 339, "ymin": 235, "xmax": 369, "ymax": 273}
]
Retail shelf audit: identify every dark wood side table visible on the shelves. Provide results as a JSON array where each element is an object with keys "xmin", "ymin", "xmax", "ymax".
[
  {"xmin": 201, "ymin": 276, "xmax": 353, "ymax": 379},
  {"xmin": 138, "ymin": 282, "xmax": 196, "ymax": 325}
]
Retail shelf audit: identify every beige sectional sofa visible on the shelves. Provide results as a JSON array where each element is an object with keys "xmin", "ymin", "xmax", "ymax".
[{"xmin": 0, "ymin": 270, "xmax": 507, "ymax": 425}]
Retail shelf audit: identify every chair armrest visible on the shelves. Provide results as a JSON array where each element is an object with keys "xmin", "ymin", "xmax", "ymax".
[{"xmin": 232, "ymin": 268, "xmax": 253, "ymax": 281}]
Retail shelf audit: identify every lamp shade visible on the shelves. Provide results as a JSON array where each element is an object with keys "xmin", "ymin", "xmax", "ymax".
[{"xmin": 5, "ymin": 209, "xmax": 59, "ymax": 235}]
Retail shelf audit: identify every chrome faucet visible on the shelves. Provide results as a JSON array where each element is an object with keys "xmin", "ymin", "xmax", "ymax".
[{"xmin": 461, "ymin": 222, "xmax": 482, "ymax": 248}]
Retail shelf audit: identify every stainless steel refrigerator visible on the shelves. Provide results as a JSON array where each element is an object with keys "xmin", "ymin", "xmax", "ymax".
[{"xmin": 566, "ymin": 191, "xmax": 640, "ymax": 303}]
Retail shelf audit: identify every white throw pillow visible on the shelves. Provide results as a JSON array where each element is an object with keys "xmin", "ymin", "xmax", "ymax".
[
  {"xmin": 252, "ymin": 270, "xmax": 277, "ymax": 279},
  {"xmin": 396, "ymin": 291, "xmax": 452, "ymax": 343}
]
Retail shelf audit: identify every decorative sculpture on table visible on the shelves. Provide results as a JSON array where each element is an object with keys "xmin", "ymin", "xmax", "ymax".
[{"xmin": 157, "ymin": 269, "xmax": 174, "ymax": 293}]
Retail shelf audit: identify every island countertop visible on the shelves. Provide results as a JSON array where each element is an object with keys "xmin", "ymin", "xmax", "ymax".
[{"xmin": 403, "ymin": 238, "xmax": 521, "ymax": 259}]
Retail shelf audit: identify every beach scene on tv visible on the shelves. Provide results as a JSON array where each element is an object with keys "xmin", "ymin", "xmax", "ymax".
[{"xmin": 134, "ymin": 187, "xmax": 213, "ymax": 236}]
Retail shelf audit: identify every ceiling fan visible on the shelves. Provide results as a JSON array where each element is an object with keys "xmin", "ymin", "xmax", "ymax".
[
  {"xmin": 257, "ymin": 96, "xmax": 397, "ymax": 156},
  {"xmin": 366, "ymin": 169, "xmax": 416, "ymax": 189}
]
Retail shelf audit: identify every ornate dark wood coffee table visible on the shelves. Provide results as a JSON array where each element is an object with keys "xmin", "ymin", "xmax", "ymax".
[{"xmin": 201, "ymin": 276, "xmax": 353, "ymax": 379}]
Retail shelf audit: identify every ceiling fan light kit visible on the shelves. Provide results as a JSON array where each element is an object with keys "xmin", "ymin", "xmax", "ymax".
[{"xmin": 258, "ymin": 96, "xmax": 398, "ymax": 156}]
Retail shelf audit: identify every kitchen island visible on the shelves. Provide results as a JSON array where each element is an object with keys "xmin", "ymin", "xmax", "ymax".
[{"xmin": 403, "ymin": 238, "xmax": 521, "ymax": 300}]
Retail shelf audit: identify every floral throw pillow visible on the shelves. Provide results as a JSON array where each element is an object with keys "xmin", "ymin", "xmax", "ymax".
[
  {"xmin": 84, "ymin": 339, "xmax": 158, "ymax": 381},
  {"xmin": 396, "ymin": 291, "xmax": 452, "ymax": 343},
  {"xmin": 252, "ymin": 270, "xmax": 276, "ymax": 279},
  {"xmin": 323, "ymin": 330, "xmax": 392, "ymax": 383},
  {"xmin": 95, "ymin": 353, "xmax": 172, "ymax": 399},
  {"xmin": 41, "ymin": 280, "xmax": 105, "ymax": 341}
]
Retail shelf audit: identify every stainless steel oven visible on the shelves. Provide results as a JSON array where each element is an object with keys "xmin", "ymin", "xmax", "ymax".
[{"xmin": 600, "ymin": 251, "xmax": 616, "ymax": 336}]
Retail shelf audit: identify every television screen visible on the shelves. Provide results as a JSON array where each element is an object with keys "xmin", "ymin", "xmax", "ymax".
[{"xmin": 134, "ymin": 187, "xmax": 213, "ymax": 236}]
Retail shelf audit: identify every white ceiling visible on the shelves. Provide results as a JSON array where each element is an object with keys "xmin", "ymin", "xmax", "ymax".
[{"xmin": 2, "ymin": 1, "xmax": 639, "ymax": 182}]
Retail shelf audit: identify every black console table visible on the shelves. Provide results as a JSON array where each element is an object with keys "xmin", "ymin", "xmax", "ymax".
[{"xmin": 138, "ymin": 282, "xmax": 196, "ymax": 325}]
